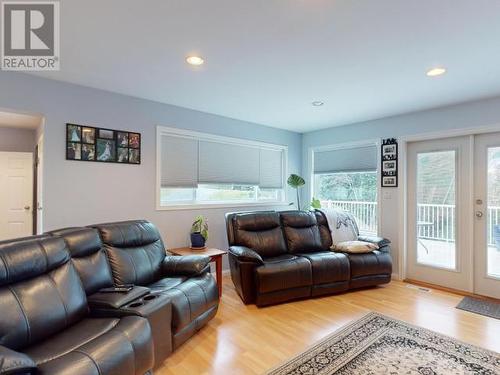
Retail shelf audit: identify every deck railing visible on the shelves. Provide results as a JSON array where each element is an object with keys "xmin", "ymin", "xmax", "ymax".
[
  {"xmin": 320, "ymin": 200, "xmax": 500, "ymax": 246},
  {"xmin": 320, "ymin": 200, "xmax": 378, "ymax": 235}
]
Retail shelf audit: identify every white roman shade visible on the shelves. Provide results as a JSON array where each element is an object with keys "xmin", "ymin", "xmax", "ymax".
[
  {"xmin": 260, "ymin": 148, "xmax": 283, "ymax": 188},
  {"xmin": 160, "ymin": 135, "xmax": 198, "ymax": 187},
  {"xmin": 198, "ymin": 141, "xmax": 260, "ymax": 185},
  {"xmin": 159, "ymin": 128, "xmax": 286, "ymax": 190},
  {"xmin": 314, "ymin": 145, "xmax": 377, "ymax": 174}
]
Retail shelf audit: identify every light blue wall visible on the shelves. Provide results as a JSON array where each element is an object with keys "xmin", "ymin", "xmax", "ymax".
[
  {"xmin": 302, "ymin": 95, "xmax": 500, "ymax": 274},
  {"xmin": 0, "ymin": 72, "xmax": 302, "ymax": 264}
]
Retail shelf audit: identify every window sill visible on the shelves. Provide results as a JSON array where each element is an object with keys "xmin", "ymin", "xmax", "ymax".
[{"xmin": 156, "ymin": 201, "xmax": 292, "ymax": 211}]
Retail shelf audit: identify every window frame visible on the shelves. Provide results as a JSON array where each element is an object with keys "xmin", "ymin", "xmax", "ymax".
[
  {"xmin": 156, "ymin": 126, "xmax": 288, "ymax": 210},
  {"xmin": 309, "ymin": 140, "xmax": 382, "ymax": 236}
]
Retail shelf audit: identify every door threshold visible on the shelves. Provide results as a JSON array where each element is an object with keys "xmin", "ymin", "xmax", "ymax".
[{"xmin": 404, "ymin": 279, "xmax": 500, "ymax": 302}]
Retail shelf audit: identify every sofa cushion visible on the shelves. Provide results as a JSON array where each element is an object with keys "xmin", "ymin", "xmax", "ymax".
[
  {"xmin": 233, "ymin": 212, "xmax": 287, "ymax": 258},
  {"xmin": 255, "ymin": 254, "xmax": 312, "ymax": 293},
  {"xmin": 92, "ymin": 221, "xmax": 166, "ymax": 286},
  {"xmin": 297, "ymin": 252, "xmax": 350, "ymax": 285},
  {"xmin": 50, "ymin": 227, "xmax": 114, "ymax": 295},
  {"xmin": 348, "ymin": 251, "xmax": 392, "ymax": 278},
  {"xmin": 0, "ymin": 237, "xmax": 88, "ymax": 350},
  {"xmin": 314, "ymin": 210, "xmax": 333, "ymax": 250},
  {"xmin": 25, "ymin": 316, "xmax": 153, "ymax": 375},
  {"xmin": 280, "ymin": 211, "xmax": 323, "ymax": 253}
]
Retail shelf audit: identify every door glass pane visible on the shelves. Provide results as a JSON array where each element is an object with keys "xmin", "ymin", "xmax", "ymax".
[
  {"xmin": 416, "ymin": 151, "xmax": 456, "ymax": 269},
  {"xmin": 486, "ymin": 147, "xmax": 500, "ymax": 278}
]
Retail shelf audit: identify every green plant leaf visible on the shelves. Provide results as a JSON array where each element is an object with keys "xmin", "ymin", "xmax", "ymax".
[
  {"xmin": 311, "ymin": 197, "xmax": 321, "ymax": 209},
  {"xmin": 287, "ymin": 174, "xmax": 305, "ymax": 188}
]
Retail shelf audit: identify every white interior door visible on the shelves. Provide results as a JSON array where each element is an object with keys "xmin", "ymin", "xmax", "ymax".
[
  {"xmin": 474, "ymin": 133, "xmax": 500, "ymax": 299},
  {"xmin": 407, "ymin": 136, "xmax": 473, "ymax": 291},
  {"xmin": 0, "ymin": 152, "xmax": 34, "ymax": 241}
]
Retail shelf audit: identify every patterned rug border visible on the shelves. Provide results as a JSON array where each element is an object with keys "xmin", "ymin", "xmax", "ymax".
[{"xmin": 265, "ymin": 311, "xmax": 500, "ymax": 375}]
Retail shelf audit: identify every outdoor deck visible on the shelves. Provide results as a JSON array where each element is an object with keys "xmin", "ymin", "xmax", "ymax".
[{"xmin": 417, "ymin": 239, "xmax": 500, "ymax": 278}]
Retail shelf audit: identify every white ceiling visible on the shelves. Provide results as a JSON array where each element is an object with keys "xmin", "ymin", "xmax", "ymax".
[
  {"xmin": 32, "ymin": 0, "xmax": 500, "ymax": 133},
  {"xmin": 0, "ymin": 111, "xmax": 43, "ymax": 129}
]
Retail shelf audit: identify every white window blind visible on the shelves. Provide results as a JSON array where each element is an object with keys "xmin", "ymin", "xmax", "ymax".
[
  {"xmin": 260, "ymin": 148, "xmax": 283, "ymax": 188},
  {"xmin": 159, "ymin": 130, "xmax": 285, "ymax": 189},
  {"xmin": 314, "ymin": 145, "xmax": 377, "ymax": 174},
  {"xmin": 160, "ymin": 135, "xmax": 198, "ymax": 187},
  {"xmin": 199, "ymin": 141, "xmax": 260, "ymax": 185}
]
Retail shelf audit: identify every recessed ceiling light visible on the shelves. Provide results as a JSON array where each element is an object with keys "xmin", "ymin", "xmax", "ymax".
[
  {"xmin": 186, "ymin": 55, "xmax": 204, "ymax": 66},
  {"xmin": 426, "ymin": 67, "xmax": 446, "ymax": 77},
  {"xmin": 312, "ymin": 101, "xmax": 324, "ymax": 106}
]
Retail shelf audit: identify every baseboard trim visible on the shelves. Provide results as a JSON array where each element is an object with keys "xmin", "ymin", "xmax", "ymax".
[
  {"xmin": 391, "ymin": 273, "xmax": 400, "ymax": 280},
  {"xmin": 404, "ymin": 279, "xmax": 500, "ymax": 302}
]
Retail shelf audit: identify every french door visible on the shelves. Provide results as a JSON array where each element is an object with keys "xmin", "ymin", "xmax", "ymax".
[
  {"xmin": 407, "ymin": 134, "xmax": 500, "ymax": 299},
  {"xmin": 474, "ymin": 133, "xmax": 500, "ymax": 298}
]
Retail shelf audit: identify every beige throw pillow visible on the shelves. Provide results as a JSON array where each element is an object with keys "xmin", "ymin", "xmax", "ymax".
[{"xmin": 331, "ymin": 240, "xmax": 379, "ymax": 254}]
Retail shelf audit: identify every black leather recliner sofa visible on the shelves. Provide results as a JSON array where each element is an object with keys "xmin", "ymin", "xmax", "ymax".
[
  {"xmin": 0, "ymin": 220, "xmax": 219, "ymax": 375},
  {"xmin": 225, "ymin": 210, "xmax": 392, "ymax": 306},
  {"xmin": 0, "ymin": 235, "xmax": 154, "ymax": 375}
]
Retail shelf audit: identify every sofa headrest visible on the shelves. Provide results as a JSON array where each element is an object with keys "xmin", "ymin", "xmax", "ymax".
[
  {"xmin": 280, "ymin": 211, "xmax": 318, "ymax": 228},
  {"xmin": 0, "ymin": 236, "xmax": 70, "ymax": 286},
  {"xmin": 92, "ymin": 220, "xmax": 161, "ymax": 247},
  {"xmin": 234, "ymin": 212, "xmax": 281, "ymax": 232},
  {"xmin": 50, "ymin": 227, "xmax": 103, "ymax": 258}
]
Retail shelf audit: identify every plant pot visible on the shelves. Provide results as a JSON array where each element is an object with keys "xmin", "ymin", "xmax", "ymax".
[{"xmin": 190, "ymin": 232, "xmax": 206, "ymax": 249}]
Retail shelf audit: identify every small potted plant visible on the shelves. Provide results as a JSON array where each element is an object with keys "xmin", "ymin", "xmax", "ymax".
[{"xmin": 190, "ymin": 215, "xmax": 209, "ymax": 249}]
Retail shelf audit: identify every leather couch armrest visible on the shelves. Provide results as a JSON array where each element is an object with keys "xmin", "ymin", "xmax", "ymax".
[
  {"xmin": 87, "ymin": 286, "xmax": 151, "ymax": 310},
  {"xmin": 0, "ymin": 346, "xmax": 36, "ymax": 375},
  {"xmin": 229, "ymin": 246, "xmax": 263, "ymax": 264},
  {"xmin": 162, "ymin": 255, "xmax": 210, "ymax": 277}
]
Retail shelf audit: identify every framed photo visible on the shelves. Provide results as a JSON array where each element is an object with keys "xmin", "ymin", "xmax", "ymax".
[
  {"xmin": 67, "ymin": 124, "xmax": 81, "ymax": 143},
  {"xmin": 381, "ymin": 138, "xmax": 398, "ymax": 187},
  {"xmin": 82, "ymin": 144, "xmax": 95, "ymax": 161},
  {"xmin": 117, "ymin": 132, "xmax": 129, "ymax": 147},
  {"xmin": 99, "ymin": 129, "xmax": 114, "ymax": 139},
  {"xmin": 82, "ymin": 127, "xmax": 95, "ymax": 144},
  {"xmin": 382, "ymin": 160, "xmax": 396, "ymax": 171},
  {"xmin": 67, "ymin": 142, "xmax": 81, "ymax": 160},
  {"xmin": 96, "ymin": 139, "xmax": 116, "ymax": 162},
  {"xmin": 382, "ymin": 176, "xmax": 397, "ymax": 187},
  {"xmin": 129, "ymin": 133, "xmax": 140, "ymax": 148},
  {"xmin": 117, "ymin": 147, "xmax": 129, "ymax": 163},
  {"xmin": 66, "ymin": 124, "xmax": 140, "ymax": 165},
  {"xmin": 129, "ymin": 148, "xmax": 140, "ymax": 164}
]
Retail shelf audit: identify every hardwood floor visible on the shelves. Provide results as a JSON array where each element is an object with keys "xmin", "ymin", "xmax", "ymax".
[{"xmin": 157, "ymin": 275, "xmax": 500, "ymax": 375}]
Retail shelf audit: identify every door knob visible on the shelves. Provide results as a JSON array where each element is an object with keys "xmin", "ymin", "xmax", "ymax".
[
  {"xmin": 24, "ymin": 205, "xmax": 31, "ymax": 210},
  {"xmin": 475, "ymin": 211, "xmax": 484, "ymax": 218}
]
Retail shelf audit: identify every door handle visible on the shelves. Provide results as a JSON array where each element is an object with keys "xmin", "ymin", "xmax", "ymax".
[
  {"xmin": 24, "ymin": 205, "xmax": 31, "ymax": 211},
  {"xmin": 475, "ymin": 211, "xmax": 484, "ymax": 218}
]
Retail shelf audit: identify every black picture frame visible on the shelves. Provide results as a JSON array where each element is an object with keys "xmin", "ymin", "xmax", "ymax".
[
  {"xmin": 66, "ymin": 123, "xmax": 141, "ymax": 165},
  {"xmin": 381, "ymin": 138, "xmax": 398, "ymax": 187}
]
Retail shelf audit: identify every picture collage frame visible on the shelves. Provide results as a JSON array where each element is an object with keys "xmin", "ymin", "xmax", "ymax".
[
  {"xmin": 66, "ymin": 124, "xmax": 141, "ymax": 164},
  {"xmin": 381, "ymin": 138, "xmax": 398, "ymax": 187}
]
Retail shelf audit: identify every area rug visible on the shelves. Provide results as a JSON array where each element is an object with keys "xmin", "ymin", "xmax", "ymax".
[
  {"xmin": 456, "ymin": 296, "xmax": 500, "ymax": 320},
  {"xmin": 266, "ymin": 312, "xmax": 500, "ymax": 375}
]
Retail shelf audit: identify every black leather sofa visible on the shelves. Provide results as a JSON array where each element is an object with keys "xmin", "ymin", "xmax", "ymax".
[
  {"xmin": 0, "ymin": 220, "xmax": 219, "ymax": 375},
  {"xmin": 226, "ymin": 210, "xmax": 392, "ymax": 306},
  {"xmin": 0, "ymin": 235, "xmax": 154, "ymax": 375}
]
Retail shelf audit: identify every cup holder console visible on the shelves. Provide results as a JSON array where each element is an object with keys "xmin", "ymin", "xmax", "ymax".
[
  {"xmin": 129, "ymin": 302, "xmax": 144, "ymax": 308},
  {"xmin": 127, "ymin": 292, "xmax": 160, "ymax": 309}
]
